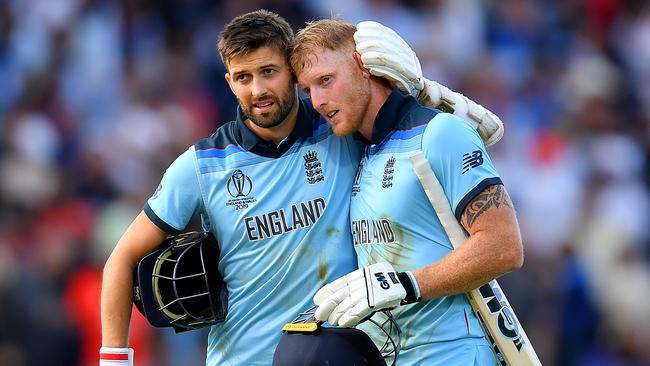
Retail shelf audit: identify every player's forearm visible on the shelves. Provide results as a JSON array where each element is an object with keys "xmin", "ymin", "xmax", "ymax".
[
  {"xmin": 101, "ymin": 250, "xmax": 136, "ymax": 347},
  {"xmin": 101, "ymin": 211, "xmax": 167, "ymax": 347},
  {"xmin": 412, "ymin": 230, "xmax": 523, "ymax": 300}
]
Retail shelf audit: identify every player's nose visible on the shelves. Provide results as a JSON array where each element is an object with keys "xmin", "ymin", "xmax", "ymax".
[
  {"xmin": 310, "ymin": 89, "xmax": 327, "ymax": 111},
  {"xmin": 250, "ymin": 77, "xmax": 269, "ymax": 98}
]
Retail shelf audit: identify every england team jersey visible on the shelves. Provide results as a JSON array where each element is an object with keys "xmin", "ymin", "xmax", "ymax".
[
  {"xmin": 352, "ymin": 90, "xmax": 502, "ymax": 364},
  {"xmin": 145, "ymin": 99, "xmax": 363, "ymax": 366}
]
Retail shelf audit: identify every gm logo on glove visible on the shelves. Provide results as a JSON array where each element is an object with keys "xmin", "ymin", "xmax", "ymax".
[{"xmin": 375, "ymin": 272, "xmax": 391, "ymax": 289}]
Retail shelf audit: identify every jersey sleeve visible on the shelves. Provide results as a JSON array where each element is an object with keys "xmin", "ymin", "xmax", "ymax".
[
  {"xmin": 144, "ymin": 146, "xmax": 202, "ymax": 234},
  {"xmin": 421, "ymin": 113, "xmax": 502, "ymax": 222}
]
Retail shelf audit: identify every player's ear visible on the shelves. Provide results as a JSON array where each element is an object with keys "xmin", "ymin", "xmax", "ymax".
[
  {"xmin": 224, "ymin": 72, "xmax": 235, "ymax": 93},
  {"xmin": 353, "ymin": 52, "xmax": 371, "ymax": 79}
]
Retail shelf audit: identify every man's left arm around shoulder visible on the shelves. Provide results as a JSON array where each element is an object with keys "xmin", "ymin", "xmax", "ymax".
[{"xmin": 354, "ymin": 21, "xmax": 504, "ymax": 147}]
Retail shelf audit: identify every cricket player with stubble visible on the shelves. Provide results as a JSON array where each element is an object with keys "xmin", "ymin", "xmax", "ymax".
[
  {"xmin": 100, "ymin": 10, "xmax": 506, "ymax": 366},
  {"xmin": 292, "ymin": 19, "xmax": 524, "ymax": 365}
]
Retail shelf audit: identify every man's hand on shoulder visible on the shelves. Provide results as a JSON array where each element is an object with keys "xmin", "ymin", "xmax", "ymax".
[
  {"xmin": 354, "ymin": 21, "xmax": 504, "ymax": 147},
  {"xmin": 354, "ymin": 21, "xmax": 424, "ymax": 95}
]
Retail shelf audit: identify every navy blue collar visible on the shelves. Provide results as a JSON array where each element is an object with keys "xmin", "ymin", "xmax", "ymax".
[
  {"xmin": 235, "ymin": 98, "xmax": 314, "ymax": 156},
  {"xmin": 370, "ymin": 89, "xmax": 419, "ymax": 145}
]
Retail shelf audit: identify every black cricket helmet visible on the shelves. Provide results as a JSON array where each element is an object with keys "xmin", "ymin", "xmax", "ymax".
[
  {"xmin": 132, "ymin": 231, "xmax": 228, "ymax": 333},
  {"xmin": 273, "ymin": 306, "xmax": 402, "ymax": 366}
]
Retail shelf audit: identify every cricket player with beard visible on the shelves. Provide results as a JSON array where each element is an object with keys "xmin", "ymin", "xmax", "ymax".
[
  {"xmin": 100, "ymin": 10, "xmax": 505, "ymax": 366},
  {"xmin": 292, "ymin": 19, "xmax": 523, "ymax": 365}
]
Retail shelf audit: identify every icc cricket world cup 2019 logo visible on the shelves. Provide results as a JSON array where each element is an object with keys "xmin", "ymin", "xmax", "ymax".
[
  {"xmin": 226, "ymin": 170, "xmax": 256, "ymax": 210},
  {"xmin": 227, "ymin": 169, "xmax": 252, "ymax": 197}
]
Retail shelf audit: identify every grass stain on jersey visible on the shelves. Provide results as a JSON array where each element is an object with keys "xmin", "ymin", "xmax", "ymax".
[
  {"xmin": 325, "ymin": 227, "xmax": 340, "ymax": 237},
  {"xmin": 318, "ymin": 252, "xmax": 329, "ymax": 282},
  {"xmin": 292, "ymin": 239, "xmax": 313, "ymax": 262},
  {"xmin": 385, "ymin": 242, "xmax": 412, "ymax": 269},
  {"xmin": 288, "ymin": 240, "xmax": 322, "ymax": 301},
  {"xmin": 379, "ymin": 214, "xmax": 413, "ymax": 269},
  {"xmin": 215, "ymin": 335, "xmax": 235, "ymax": 365}
]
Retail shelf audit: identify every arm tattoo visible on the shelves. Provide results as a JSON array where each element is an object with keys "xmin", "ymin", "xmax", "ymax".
[{"xmin": 462, "ymin": 184, "xmax": 512, "ymax": 228}]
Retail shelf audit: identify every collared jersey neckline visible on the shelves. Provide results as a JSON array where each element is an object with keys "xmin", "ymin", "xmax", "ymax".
[
  {"xmin": 235, "ymin": 98, "xmax": 315, "ymax": 157},
  {"xmin": 369, "ymin": 89, "xmax": 419, "ymax": 145}
]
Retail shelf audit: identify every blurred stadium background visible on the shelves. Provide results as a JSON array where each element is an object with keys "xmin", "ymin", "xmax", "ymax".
[{"xmin": 0, "ymin": 0, "xmax": 649, "ymax": 365}]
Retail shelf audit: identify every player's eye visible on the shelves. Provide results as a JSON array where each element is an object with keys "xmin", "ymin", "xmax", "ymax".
[
  {"xmin": 321, "ymin": 76, "xmax": 332, "ymax": 85},
  {"xmin": 235, "ymin": 74, "xmax": 249, "ymax": 82}
]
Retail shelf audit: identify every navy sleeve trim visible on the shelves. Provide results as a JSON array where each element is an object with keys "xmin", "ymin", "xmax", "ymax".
[
  {"xmin": 454, "ymin": 177, "xmax": 504, "ymax": 222},
  {"xmin": 144, "ymin": 203, "xmax": 182, "ymax": 235}
]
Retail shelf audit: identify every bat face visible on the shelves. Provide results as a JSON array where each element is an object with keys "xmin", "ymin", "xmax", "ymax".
[
  {"xmin": 479, "ymin": 282, "xmax": 523, "ymax": 343},
  {"xmin": 471, "ymin": 280, "xmax": 530, "ymax": 366}
]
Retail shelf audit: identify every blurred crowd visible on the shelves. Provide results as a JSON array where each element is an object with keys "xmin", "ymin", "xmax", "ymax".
[{"xmin": 0, "ymin": 0, "xmax": 648, "ymax": 365}]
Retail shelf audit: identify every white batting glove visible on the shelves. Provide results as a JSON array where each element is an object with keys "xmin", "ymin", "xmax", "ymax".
[
  {"xmin": 419, "ymin": 78, "xmax": 505, "ymax": 147},
  {"xmin": 354, "ymin": 21, "xmax": 424, "ymax": 95},
  {"xmin": 354, "ymin": 21, "xmax": 504, "ymax": 147},
  {"xmin": 99, "ymin": 347, "xmax": 133, "ymax": 366},
  {"xmin": 313, "ymin": 262, "xmax": 420, "ymax": 327}
]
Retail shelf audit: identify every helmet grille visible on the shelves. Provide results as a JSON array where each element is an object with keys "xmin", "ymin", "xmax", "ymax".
[{"xmin": 152, "ymin": 233, "xmax": 223, "ymax": 329}]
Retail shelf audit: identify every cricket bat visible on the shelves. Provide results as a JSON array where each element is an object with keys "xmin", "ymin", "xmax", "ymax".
[{"xmin": 410, "ymin": 152, "xmax": 542, "ymax": 366}]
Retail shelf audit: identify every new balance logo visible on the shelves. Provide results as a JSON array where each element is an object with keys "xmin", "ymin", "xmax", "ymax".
[{"xmin": 462, "ymin": 150, "xmax": 484, "ymax": 173}]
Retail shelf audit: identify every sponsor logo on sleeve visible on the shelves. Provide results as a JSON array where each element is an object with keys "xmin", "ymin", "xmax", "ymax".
[{"xmin": 462, "ymin": 150, "xmax": 484, "ymax": 173}]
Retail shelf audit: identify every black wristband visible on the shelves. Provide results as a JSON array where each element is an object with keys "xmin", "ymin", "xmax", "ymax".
[{"xmin": 397, "ymin": 272, "xmax": 421, "ymax": 305}]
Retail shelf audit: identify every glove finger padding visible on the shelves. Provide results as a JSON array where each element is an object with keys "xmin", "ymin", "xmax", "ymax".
[
  {"xmin": 338, "ymin": 302, "xmax": 375, "ymax": 328},
  {"xmin": 355, "ymin": 38, "xmax": 413, "ymax": 56},
  {"xmin": 358, "ymin": 50, "xmax": 412, "ymax": 76},
  {"xmin": 355, "ymin": 22, "xmax": 415, "ymax": 59},
  {"xmin": 314, "ymin": 287, "xmax": 346, "ymax": 324},
  {"xmin": 328, "ymin": 296, "xmax": 353, "ymax": 326},
  {"xmin": 356, "ymin": 64, "xmax": 412, "ymax": 94},
  {"xmin": 314, "ymin": 282, "xmax": 348, "ymax": 322},
  {"xmin": 355, "ymin": 21, "xmax": 403, "ymax": 43},
  {"xmin": 357, "ymin": 51, "xmax": 416, "ymax": 94},
  {"xmin": 354, "ymin": 21, "xmax": 423, "ymax": 94},
  {"xmin": 313, "ymin": 275, "xmax": 346, "ymax": 305},
  {"xmin": 314, "ymin": 269, "xmax": 365, "ymax": 323}
]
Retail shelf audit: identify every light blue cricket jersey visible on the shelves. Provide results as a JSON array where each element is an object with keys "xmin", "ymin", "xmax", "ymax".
[
  {"xmin": 145, "ymin": 99, "xmax": 362, "ymax": 366},
  {"xmin": 352, "ymin": 90, "xmax": 501, "ymax": 365}
]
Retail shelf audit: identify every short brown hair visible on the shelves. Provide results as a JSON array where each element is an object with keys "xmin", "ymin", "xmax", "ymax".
[
  {"xmin": 217, "ymin": 10, "xmax": 294, "ymax": 70},
  {"xmin": 290, "ymin": 19, "xmax": 356, "ymax": 73}
]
